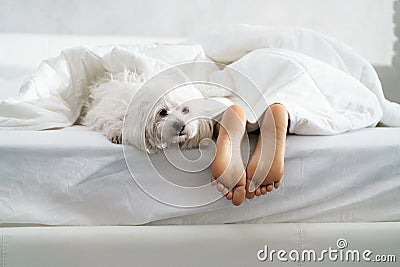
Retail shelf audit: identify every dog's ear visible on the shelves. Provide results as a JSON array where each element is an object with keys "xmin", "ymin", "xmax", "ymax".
[
  {"xmin": 198, "ymin": 119, "xmax": 214, "ymax": 142},
  {"xmin": 144, "ymin": 124, "xmax": 163, "ymax": 154}
]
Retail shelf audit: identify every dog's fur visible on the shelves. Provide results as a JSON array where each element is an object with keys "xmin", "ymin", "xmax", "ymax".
[{"xmin": 80, "ymin": 70, "xmax": 214, "ymax": 153}]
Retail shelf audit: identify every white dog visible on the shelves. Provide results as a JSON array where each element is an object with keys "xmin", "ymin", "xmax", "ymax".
[{"xmin": 80, "ymin": 69, "xmax": 214, "ymax": 153}]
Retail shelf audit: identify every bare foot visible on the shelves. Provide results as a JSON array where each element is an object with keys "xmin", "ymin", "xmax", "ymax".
[
  {"xmin": 211, "ymin": 105, "xmax": 247, "ymax": 206},
  {"xmin": 246, "ymin": 104, "xmax": 288, "ymax": 199}
]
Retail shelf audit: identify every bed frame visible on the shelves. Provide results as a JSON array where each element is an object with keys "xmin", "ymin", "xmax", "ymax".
[
  {"xmin": 0, "ymin": 0, "xmax": 399, "ymax": 266},
  {"xmin": 2, "ymin": 223, "xmax": 399, "ymax": 266}
]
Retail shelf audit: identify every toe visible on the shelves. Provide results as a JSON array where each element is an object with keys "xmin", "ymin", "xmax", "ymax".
[
  {"xmin": 245, "ymin": 179, "xmax": 256, "ymax": 199},
  {"xmin": 232, "ymin": 174, "xmax": 246, "ymax": 206},
  {"xmin": 274, "ymin": 180, "xmax": 281, "ymax": 189},
  {"xmin": 255, "ymin": 188, "xmax": 262, "ymax": 196},
  {"xmin": 217, "ymin": 183, "xmax": 225, "ymax": 192},
  {"xmin": 222, "ymin": 187, "xmax": 229, "ymax": 196},
  {"xmin": 226, "ymin": 191, "xmax": 233, "ymax": 200},
  {"xmin": 232, "ymin": 185, "xmax": 245, "ymax": 206},
  {"xmin": 267, "ymin": 184, "xmax": 274, "ymax": 192},
  {"xmin": 246, "ymin": 191, "xmax": 255, "ymax": 199},
  {"xmin": 211, "ymin": 177, "xmax": 217, "ymax": 186},
  {"xmin": 261, "ymin": 186, "xmax": 267, "ymax": 195}
]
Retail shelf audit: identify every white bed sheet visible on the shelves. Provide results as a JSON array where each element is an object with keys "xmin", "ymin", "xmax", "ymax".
[{"xmin": 0, "ymin": 126, "xmax": 399, "ymax": 225}]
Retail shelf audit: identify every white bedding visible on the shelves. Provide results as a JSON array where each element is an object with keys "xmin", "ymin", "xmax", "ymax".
[
  {"xmin": 0, "ymin": 25, "xmax": 399, "ymax": 225},
  {"xmin": 1, "ymin": 25, "xmax": 400, "ymax": 134},
  {"xmin": 1, "ymin": 126, "xmax": 399, "ymax": 225},
  {"xmin": 0, "ymin": 33, "xmax": 183, "ymax": 101}
]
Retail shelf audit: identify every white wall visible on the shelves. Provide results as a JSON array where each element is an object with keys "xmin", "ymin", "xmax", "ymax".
[{"xmin": 0, "ymin": 0, "xmax": 398, "ymax": 101}]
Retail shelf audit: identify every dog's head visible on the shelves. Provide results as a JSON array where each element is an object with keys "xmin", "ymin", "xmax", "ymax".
[{"xmin": 124, "ymin": 72, "xmax": 214, "ymax": 153}]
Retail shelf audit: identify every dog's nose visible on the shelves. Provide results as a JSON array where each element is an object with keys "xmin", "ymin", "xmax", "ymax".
[{"xmin": 173, "ymin": 121, "xmax": 185, "ymax": 132}]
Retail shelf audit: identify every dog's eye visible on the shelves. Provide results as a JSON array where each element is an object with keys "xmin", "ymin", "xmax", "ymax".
[
  {"xmin": 158, "ymin": 109, "xmax": 168, "ymax": 117},
  {"xmin": 182, "ymin": 107, "xmax": 189, "ymax": 114}
]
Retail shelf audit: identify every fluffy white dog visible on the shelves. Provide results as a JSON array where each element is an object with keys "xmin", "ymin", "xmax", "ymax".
[{"xmin": 80, "ymin": 69, "xmax": 214, "ymax": 153}]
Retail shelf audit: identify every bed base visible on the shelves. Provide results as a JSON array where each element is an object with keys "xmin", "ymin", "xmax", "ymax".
[{"xmin": 1, "ymin": 223, "xmax": 399, "ymax": 266}]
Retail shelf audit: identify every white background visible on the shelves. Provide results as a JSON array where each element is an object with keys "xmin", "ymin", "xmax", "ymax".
[{"xmin": 0, "ymin": 0, "xmax": 398, "ymax": 102}]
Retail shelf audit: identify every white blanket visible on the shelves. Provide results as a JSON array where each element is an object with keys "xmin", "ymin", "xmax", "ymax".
[{"xmin": 1, "ymin": 25, "xmax": 399, "ymax": 134}]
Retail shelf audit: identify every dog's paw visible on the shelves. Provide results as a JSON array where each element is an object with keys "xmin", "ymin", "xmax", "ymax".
[{"xmin": 110, "ymin": 133, "xmax": 123, "ymax": 144}]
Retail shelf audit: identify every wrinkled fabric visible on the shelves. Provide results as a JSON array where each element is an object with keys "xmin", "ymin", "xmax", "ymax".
[
  {"xmin": 1, "ymin": 126, "xmax": 400, "ymax": 225},
  {"xmin": 1, "ymin": 25, "xmax": 399, "ymax": 133},
  {"xmin": 198, "ymin": 25, "xmax": 400, "ymax": 129},
  {"xmin": 0, "ymin": 44, "xmax": 206, "ymax": 129},
  {"xmin": 1, "ymin": 25, "xmax": 400, "ymax": 226}
]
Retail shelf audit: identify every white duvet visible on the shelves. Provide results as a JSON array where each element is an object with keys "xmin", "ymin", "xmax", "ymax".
[{"xmin": 0, "ymin": 25, "xmax": 399, "ymax": 134}]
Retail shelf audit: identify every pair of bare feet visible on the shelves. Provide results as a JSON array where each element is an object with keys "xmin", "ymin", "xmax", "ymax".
[{"xmin": 211, "ymin": 104, "xmax": 289, "ymax": 206}]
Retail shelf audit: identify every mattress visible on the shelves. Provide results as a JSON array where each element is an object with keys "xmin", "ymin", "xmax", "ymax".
[{"xmin": 1, "ymin": 126, "xmax": 399, "ymax": 225}]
